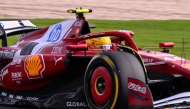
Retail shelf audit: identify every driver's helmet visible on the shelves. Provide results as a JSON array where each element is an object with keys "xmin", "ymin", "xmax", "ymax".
[{"xmin": 85, "ymin": 36, "xmax": 111, "ymax": 51}]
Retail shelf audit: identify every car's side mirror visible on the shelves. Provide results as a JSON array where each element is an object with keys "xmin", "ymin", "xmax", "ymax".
[{"xmin": 159, "ymin": 42, "xmax": 174, "ymax": 53}]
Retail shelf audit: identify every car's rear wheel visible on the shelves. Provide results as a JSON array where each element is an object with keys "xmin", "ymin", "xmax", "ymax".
[{"xmin": 84, "ymin": 50, "xmax": 147, "ymax": 109}]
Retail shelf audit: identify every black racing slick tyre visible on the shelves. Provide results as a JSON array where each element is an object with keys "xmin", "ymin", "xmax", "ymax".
[{"xmin": 84, "ymin": 51, "xmax": 147, "ymax": 109}]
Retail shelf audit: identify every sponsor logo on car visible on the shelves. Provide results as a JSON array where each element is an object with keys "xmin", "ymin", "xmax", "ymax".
[
  {"xmin": 144, "ymin": 53, "xmax": 173, "ymax": 57},
  {"xmin": 66, "ymin": 102, "xmax": 87, "ymax": 107},
  {"xmin": 9, "ymin": 94, "xmax": 14, "ymax": 98},
  {"xmin": 164, "ymin": 57, "xmax": 185, "ymax": 61},
  {"xmin": 16, "ymin": 95, "xmax": 23, "ymax": 99},
  {"xmin": 47, "ymin": 24, "xmax": 62, "ymax": 42},
  {"xmin": 11, "ymin": 58, "xmax": 21, "ymax": 66},
  {"xmin": 83, "ymin": 35, "xmax": 89, "ymax": 38},
  {"xmin": 54, "ymin": 57, "xmax": 63, "ymax": 65},
  {"xmin": 16, "ymin": 80, "xmax": 21, "ymax": 84},
  {"xmin": 1, "ymin": 92, "xmax": 7, "ymax": 96},
  {"xmin": 74, "ymin": 21, "xmax": 82, "ymax": 26},
  {"xmin": 128, "ymin": 82, "xmax": 146, "ymax": 94},
  {"xmin": 24, "ymin": 55, "xmax": 45, "ymax": 79},
  {"xmin": 0, "ymin": 69, "xmax": 8, "ymax": 86},
  {"xmin": 143, "ymin": 58, "xmax": 153, "ymax": 63},
  {"xmin": 12, "ymin": 72, "xmax": 22, "ymax": 81},
  {"xmin": 1, "ymin": 92, "xmax": 38, "ymax": 101},
  {"xmin": 0, "ymin": 50, "xmax": 15, "ymax": 59},
  {"xmin": 0, "ymin": 69, "xmax": 8, "ymax": 79},
  {"xmin": 89, "ymin": 32, "xmax": 105, "ymax": 36},
  {"xmin": 0, "ymin": 69, "xmax": 9, "ymax": 85},
  {"xmin": 26, "ymin": 97, "xmax": 39, "ymax": 101},
  {"xmin": 51, "ymin": 47, "xmax": 63, "ymax": 54}
]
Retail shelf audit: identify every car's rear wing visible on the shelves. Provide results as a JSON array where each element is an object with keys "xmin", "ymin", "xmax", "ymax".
[
  {"xmin": 0, "ymin": 20, "xmax": 39, "ymax": 46},
  {"xmin": 0, "ymin": 19, "xmax": 38, "ymax": 36}
]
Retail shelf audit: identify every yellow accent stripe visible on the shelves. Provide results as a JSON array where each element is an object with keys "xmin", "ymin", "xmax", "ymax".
[
  {"xmin": 102, "ymin": 55, "xmax": 115, "ymax": 69},
  {"xmin": 121, "ymin": 46, "xmax": 147, "ymax": 72},
  {"xmin": 110, "ymin": 72, "xmax": 119, "ymax": 109}
]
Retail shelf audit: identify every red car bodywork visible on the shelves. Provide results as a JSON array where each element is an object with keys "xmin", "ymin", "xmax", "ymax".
[{"xmin": 0, "ymin": 15, "xmax": 189, "ymax": 91}]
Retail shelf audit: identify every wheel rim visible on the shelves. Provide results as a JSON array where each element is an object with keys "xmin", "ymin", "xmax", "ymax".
[{"xmin": 90, "ymin": 66, "xmax": 112, "ymax": 105}]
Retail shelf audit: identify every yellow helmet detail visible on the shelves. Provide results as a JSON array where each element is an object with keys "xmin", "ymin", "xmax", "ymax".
[{"xmin": 85, "ymin": 37, "xmax": 111, "ymax": 50}]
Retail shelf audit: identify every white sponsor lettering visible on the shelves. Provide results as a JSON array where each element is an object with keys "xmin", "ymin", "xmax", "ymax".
[
  {"xmin": 26, "ymin": 97, "xmax": 39, "ymax": 101},
  {"xmin": 16, "ymin": 81, "xmax": 21, "ymax": 84},
  {"xmin": 66, "ymin": 102, "xmax": 87, "ymax": 107},
  {"xmin": 0, "ymin": 69, "xmax": 8, "ymax": 86},
  {"xmin": 83, "ymin": 35, "xmax": 89, "ymax": 38},
  {"xmin": 145, "ymin": 53, "xmax": 173, "ymax": 57},
  {"xmin": 0, "ymin": 69, "xmax": 8, "ymax": 80},
  {"xmin": 74, "ymin": 21, "xmax": 82, "ymax": 26},
  {"xmin": 143, "ymin": 58, "xmax": 153, "ymax": 63},
  {"xmin": 164, "ymin": 57, "xmax": 185, "ymax": 61},
  {"xmin": 11, "ymin": 58, "xmax": 21, "ymax": 65},
  {"xmin": 89, "ymin": 32, "xmax": 105, "ymax": 36},
  {"xmin": 12, "ymin": 72, "xmax": 22, "ymax": 81},
  {"xmin": 0, "ymin": 50, "xmax": 15, "ymax": 59},
  {"xmin": 1, "ymin": 92, "xmax": 39, "ymax": 101},
  {"xmin": 9, "ymin": 94, "xmax": 14, "ymax": 98},
  {"xmin": 16, "ymin": 95, "xmax": 23, "ymax": 99},
  {"xmin": 12, "ymin": 72, "xmax": 22, "ymax": 78},
  {"xmin": 1, "ymin": 92, "xmax": 7, "ymax": 96},
  {"xmin": 54, "ymin": 57, "xmax": 63, "ymax": 65},
  {"xmin": 128, "ymin": 82, "xmax": 146, "ymax": 94},
  {"xmin": 51, "ymin": 47, "xmax": 63, "ymax": 54}
]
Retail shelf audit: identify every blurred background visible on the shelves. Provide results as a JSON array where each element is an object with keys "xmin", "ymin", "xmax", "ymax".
[{"xmin": 0, "ymin": 0, "xmax": 190, "ymax": 20}]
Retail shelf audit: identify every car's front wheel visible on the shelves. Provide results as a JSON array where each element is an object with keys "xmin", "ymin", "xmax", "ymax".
[{"xmin": 84, "ymin": 50, "xmax": 152, "ymax": 109}]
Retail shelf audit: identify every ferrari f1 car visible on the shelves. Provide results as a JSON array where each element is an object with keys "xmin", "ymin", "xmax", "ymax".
[{"xmin": 0, "ymin": 8, "xmax": 190, "ymax": 109}]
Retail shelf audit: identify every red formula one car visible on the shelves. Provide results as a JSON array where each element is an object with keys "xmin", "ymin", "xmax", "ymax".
[{"xmin": 0, "ymin": 8, "xmax": 189, "ymax": 109}]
